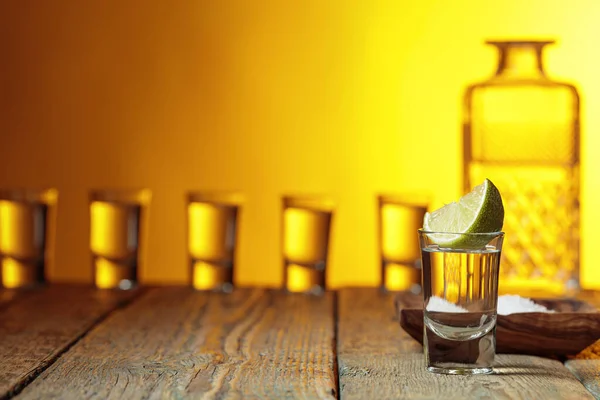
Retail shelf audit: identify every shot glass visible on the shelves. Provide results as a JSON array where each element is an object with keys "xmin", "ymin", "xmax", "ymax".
[
  {"xmin": 187, "ymin": 192, "xmax": 241, "ymax": 292},
  {"xmin": 282, "ymin": 196, "xmax": 334, "ymax": 295},
  {"xmin": 418, "ymin": 230, "xmax": 504, "ymax": 375},
  {"xmin": 0, "ymin": 189, "xmax": 57, "ymax": 289},
  {"xmin": 89, "ymin": 189, "xmax": 151, "ymax": 290},
  {"xmin": 378, "ymin": 195, "xmax": 428, "ymax": 293}
]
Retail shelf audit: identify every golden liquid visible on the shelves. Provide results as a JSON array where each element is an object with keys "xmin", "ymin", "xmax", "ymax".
[
  {"xmin": 191, "ymin": 260, "xmax": 233, "ymax": 292},
  {"xmin": 469, "ymin": 162, "xmax": 578, "ymax": 295},
  {"xmin": 379, "ymin": 202, "xmax": 426, "ymax": 292},
  {"xmin": 285, "ymin": 262, "xmax": 326, "ymax": 295},
  {"xmin": 90, "ymin": 201, "xmax": 140, "ymax": 289},
  {"xmin": 188, "ymin": 202, "xmax": 237, "ymax": 291},
  {"xmin": 465, "ymin": 81, "xmax": 579, "ymax": 294},
  {"xmin": 1, "ymin": 258, "xmax": 44, "ymax": 289},
  {"xmin": 282, "ymin": 206, "xmax": 332, "ymax": 293},
  {"xmin": 94, "ymin": 257, "xmax": 137, "ymax": 290},
  {"xmin": 188, "ymin": 202, "xmax": 237, "ymax": 261},
  {"xmin": 382, "ymin": 261, "xmax": 421, "ymax": 292},
  {"xmin": 0, "ymin": 201, "xmax": 47, "ymax": 288}
]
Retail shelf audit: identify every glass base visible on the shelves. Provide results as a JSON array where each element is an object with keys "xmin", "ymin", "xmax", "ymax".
[
  {"xmin": 93, "ymin": 256, "xmax": 137, "ymax": 290},
  {"xmin": 285, "ymin": 285, "xmax": 325, "ymax": 296},
  {"xmin": 381, "ymin": 260, "xmax": 421, "ymax": 293},
  {"xmin": 427, "ymin": 366, "xmax": 493, "ymax": 375},
  {"xmin": 191, "ymin": 259, "xmax": 233, "ymax": 292},
  {"xmin": 284, "ymin": 261, "xmax": 326, "ymax": 295},
  {"xmin": 1, "ymin": 257, "xmax": 45, "ymax": 289},
  {"xmin": 194, "ymin": 281, "xmax": 234, "ymax": 293},
  {"xmin": 424, "ymin": 318, "xmax": 496, "ymax": 376}
]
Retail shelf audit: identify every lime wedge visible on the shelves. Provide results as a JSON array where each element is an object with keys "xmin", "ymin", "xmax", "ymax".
[{"xmin": 423, "ymin": 179, "xmax": 504, "ymax": 248}]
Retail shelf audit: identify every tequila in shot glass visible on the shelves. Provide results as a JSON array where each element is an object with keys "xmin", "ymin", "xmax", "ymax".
[
  {"xmin": 89, "ymin": 189, "xmax": 151, "ymax": 290},
  {"xmin": 282, "ymin": 196, "xmax": 334, "ymax": 295},
  {"xmin": 187, "ymin": 192, "xmax": 241, "ymax": 292},
  {"xmin": 0, "ymin": 189, "xmax": 57, "ymax": 288},
  {"xmin": 419, "ymin": 230, "xmax": 504, "ymax": 375}
]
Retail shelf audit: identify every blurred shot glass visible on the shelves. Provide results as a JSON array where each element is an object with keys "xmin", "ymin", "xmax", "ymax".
[
  {"xmin": 89, "ymin": 189, "xmax": 151, "ymax": 290},
  {"xmin": 187, "ymin": 192, "xmax": 241, "ymax": 292},
  {"xmin": 0, "ymin": 188, "xmax": 57, "ymax": 289},
  {"xmin": 282, "ymin": 195, "xmax": 334, "ymax": 295},
  {"xmin": 378, "ymin": 194, "xmax": 428, "ymax": 294}
]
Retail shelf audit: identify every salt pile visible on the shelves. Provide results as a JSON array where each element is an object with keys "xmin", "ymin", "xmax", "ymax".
[
  {"xmin": 497, "ymin": 295, "xmax": 554, "ymax": 316},
  {"xmin": 426, "ymin": 294, "xmax": 554, "ymax": 315},
  {"xmin": 426, "ymin": 296, "xmax": 468, "ymax": 313}
]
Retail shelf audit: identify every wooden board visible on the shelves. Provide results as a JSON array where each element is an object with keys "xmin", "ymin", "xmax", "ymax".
[
  {"xmin": 338, "ymin": 289, "xmax": 595, "ymax": 400},
  {"xmin": 563, "ymin": 291, "xmax": 600, "ymax": 398},
  {"xmin": 0, "ymin": 285, "xmax": 138, "ymax": 399},
  {"xmin": 16, "ymin": 288, "xmax": 337, "ymax": 399},
  {"xmin": 399, "ymin": 298, "xmax": 600, "ymax": 358}
]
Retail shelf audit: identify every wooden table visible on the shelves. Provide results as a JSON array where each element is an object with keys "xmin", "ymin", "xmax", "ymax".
[{"xmin": 0, "ymin": 286, "xmax": 599, "ymax": 399}]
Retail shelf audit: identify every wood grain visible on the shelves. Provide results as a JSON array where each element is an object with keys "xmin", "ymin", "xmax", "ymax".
[
  {"xmin": 339, "ymin": 289, "xmax": 594, "ymax": 400},
  {"xmin": 337, "ymin": 289, "xmax": 421, "ymax": 399},
  {"xmin": 353, "ymin": 353, "xmax": 593, "ymax": 400},
  {"xmin": 16, "ymin": 288, "xmax": 337, "ymax": 399},
  {"xmin": 565, "ymin": 360, "xmax": 600, "ymax": 399},
  {"xmin": 0, "ymin": 285, "xmax": 138, "ymax": 399}
]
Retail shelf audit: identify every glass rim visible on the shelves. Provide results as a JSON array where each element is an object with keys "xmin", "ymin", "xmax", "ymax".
[
  {"xmin": 0, "ymin": 188, "xmax": 58, "ymax": 203},
  {"xmin": 187, "ymin": 191, "xmax": 244, "ymax": 205},
  {"xmin": 89, "ymin": 188, "xmax": 151, "ymax": 204},
  {"xmin": 377, "ymin": 193, "xmax": 429, "ymax": 208},
  {"xmin": 418, "ymin": 229, "xmax": 504, "ymax": 236},
  {"xmin": 282, "ymin": 194, "xmax": 335, "ymax": 212},
  {"xmin": 485, "ymin": 39, "xmax": 555, "ymax": 47}
]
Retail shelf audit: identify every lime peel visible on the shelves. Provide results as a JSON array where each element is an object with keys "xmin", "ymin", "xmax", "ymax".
[{"xmin": 423, "ymin": 179, "xmax": 504, "ymax": 249}]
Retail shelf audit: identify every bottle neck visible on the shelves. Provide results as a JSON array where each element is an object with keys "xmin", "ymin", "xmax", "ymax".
[{"xmin": 495, "ymin": 45, "xmax": 546, "ymax": 79}]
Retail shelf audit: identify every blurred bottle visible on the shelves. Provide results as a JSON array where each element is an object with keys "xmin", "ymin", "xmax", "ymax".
[{"xmin": 463, "ymin": 40, "xmax": 580, "ymax": 295}]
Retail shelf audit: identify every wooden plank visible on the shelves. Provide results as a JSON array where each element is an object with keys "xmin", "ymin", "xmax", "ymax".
[
  {"xmin": 565, "ymin": 360, "xmax": 600, "ymax": 399},
  {"xmin": 0, "ymin": 285, "xmax": 138, "ymax": 399},
  {"xmin": 16, "ymin": 288, "xmax": 337, "ymax": 399},
  {"xmin": 337, "ymin": 288, "xmax": 421, "ymax": 399},
  {"xmin": 338, "ymin": 288, "xmax": 594, "ymax": 400}
]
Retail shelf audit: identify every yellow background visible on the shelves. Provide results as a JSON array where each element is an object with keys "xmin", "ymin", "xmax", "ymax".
[{"xmin": 1, "ymin": 0, "xmax": 599, "ymax": 288}]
